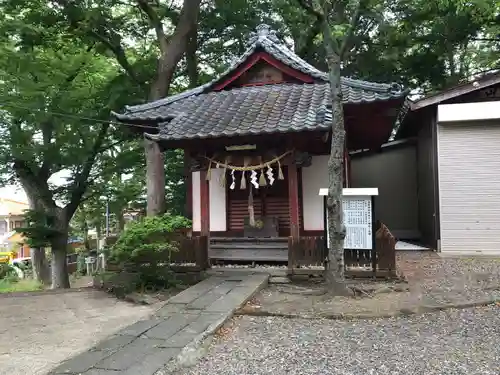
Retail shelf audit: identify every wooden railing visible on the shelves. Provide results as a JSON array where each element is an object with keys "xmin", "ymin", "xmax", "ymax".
[
  {"xmin": 288, "ymin": 222, "xmax": 397, "ymax": 278},
  {"xmin": 287, "ymin": 236, "xmax": 325, "ymax": 268},
  {"xmin": 108, "ymin": 235, "xmax": 209, "ymax": 272},
  {"xmin": 170, "ymin": 235, "xmax": 209, "ymax": 269},
  {"xmin": 375, "ymin": 222, "xmax": 397, "ymax": 273}
]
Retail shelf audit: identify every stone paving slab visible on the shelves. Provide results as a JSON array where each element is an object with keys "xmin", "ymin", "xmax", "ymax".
[
  {"xmin": 167, "ymin": 277, "xmax": 225, "ymax": 304},
  {"xmin": 95, "ymin": 338, "xmax": 165, "ymax": 371},
  {"xmin": 47, "ymin": 274, "xmax": 268, "ymax": 375}
]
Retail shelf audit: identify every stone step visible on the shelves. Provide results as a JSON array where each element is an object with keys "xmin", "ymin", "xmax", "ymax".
[
  {"xmin": 210, "ymin": 237, "xmax": 288, "ymax": 243},
  {"xmin": 208, "ymin": 247, "xmax": 288, "ymax": 262},
  {"xmin": 210, "ymin": 242, "xmax": 288, "ymax": 250}
]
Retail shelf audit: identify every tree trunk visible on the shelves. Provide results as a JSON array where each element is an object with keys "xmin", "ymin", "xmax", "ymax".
[
  {"xmin": 96, "ymin": 224, "xmax": 102, "ymax": 245},
  {"xmin": 25, "ymin": 195, "xmax": 51, "ymax": 284},
  {"xmin": 31, "ymin": 248, "xmax": 50, "ymax": 284},
  {"xmin": 116, "ymin": 208, "xmax": 125, "ymax": 233},
  {"xmin": 83, "ymin": 220, "xmax": 90, "ymax": 251},
  {"xmin": 145, "ymin": 136, "xmax": 166, "ymax": 216},
  {"xmin": 186, "ymin": 25, "xmax": 199, "ymax": 88},
  {"xmin": 142, "ymin": 0, "xmax": 201, "ymax": 216},
  {"xmin": 50, "ymin": 232, "xmax": 70, "ymax": 289},
  {"xmin": 323, "ymin": 23, "xmax": 351, "ymax": 296}
]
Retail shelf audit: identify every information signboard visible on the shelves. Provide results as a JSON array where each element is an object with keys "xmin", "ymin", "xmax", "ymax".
[
  {"xmin": 320, "ymin": 188, "xmax": 378, "ymax": 250},
  {"xmin": 342, "ymin": 196, "xmax": 372, "ymax": 249}
]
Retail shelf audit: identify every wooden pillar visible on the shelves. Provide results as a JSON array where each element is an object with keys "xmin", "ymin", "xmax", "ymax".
[
  {"xmin": 343, "ymin": 148, "xmax": 350, "ymax": 188},
  {"xmin": 199, "ymin": 170, "xmax": 210, "ymax": 237},
  {"xmin": 288, "ymin": 163, "xmax": 300, "ymax": 240}
]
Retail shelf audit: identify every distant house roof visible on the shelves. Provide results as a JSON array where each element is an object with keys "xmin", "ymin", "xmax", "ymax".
[
  {"xmin": 410, "ymin": 71, "xmax": 500, "ymax": 110},
  {"xmin": 68, "ymin": 237, "xmax": 84, "ymax": 244},
  {"xmin": 0, "ymin": 231, "xmax": 17, "ymax": 244},
  {"xmin": 396, "ymin": 71, "xmax": 500, "ymax": 139},
  {"xmin": 0, "ymin": 198, "xmax": 29, "ymax": 216},
  {"xmin": 113, "ymin": 24, "xmax": 405, "ymax": 142}
]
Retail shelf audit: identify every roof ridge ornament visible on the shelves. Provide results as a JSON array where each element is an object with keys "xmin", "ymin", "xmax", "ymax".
[{"xmin": 247, "ymin": 24, "xmax": 281, "ymax": 46}]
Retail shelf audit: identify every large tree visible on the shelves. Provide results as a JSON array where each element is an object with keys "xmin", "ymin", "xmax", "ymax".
[
  {"xmin": 298, "ymin": 0, "xmax": 369, "ymax": 295},
  {"xmin": 44, "ymin": 0, "xmax": 202, "ymax": 216},
  {"xmin": 287, "ymin": 0, "xmax": 499, "ymax": 92},
  {"xmin": 296, "ymin": 0, "xmax": 497, "ymax": 293},
  {"xmin": 0, "ymin": 7, "xmax": 136, "ymax": 287}
]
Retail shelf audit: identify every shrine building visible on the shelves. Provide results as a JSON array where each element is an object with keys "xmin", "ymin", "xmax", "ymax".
[{"xmin": 113, "ymin": 24, "xmax": 407, "ymax": 263}]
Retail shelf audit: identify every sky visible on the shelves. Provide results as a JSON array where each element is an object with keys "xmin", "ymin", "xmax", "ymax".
[
  {"xmin": 0, "ymin": 170, "xmax": 71, "ymax": 204},
  {"xmin": 0, "ymin": 185, "xmax": 27, "ymax": 202}
]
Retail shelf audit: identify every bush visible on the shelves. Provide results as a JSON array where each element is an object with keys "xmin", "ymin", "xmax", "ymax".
[
  {"xmin": 109, "ymin": 214, "xmax": 191, "ymax": 288},
  {"xmin": 76, "ymin": 253, "xmax": 87, "ymax": 275},
  {"xmin": 0, "ymin": 263, "xmax": 18, "ymax": 280},
  {"xmin": 110, "ymin": 214, "xmax": 191, "ymax": 263}
]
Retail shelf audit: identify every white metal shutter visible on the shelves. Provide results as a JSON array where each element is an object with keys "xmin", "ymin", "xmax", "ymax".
[{"xmin": 438, "ymin": 122, "xmax": 500, "ymax": 253}]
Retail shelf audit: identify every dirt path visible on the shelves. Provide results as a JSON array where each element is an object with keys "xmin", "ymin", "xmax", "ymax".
[{"xmin": 0, "ymin": 289, "xmax": 156, "ymax": 375}]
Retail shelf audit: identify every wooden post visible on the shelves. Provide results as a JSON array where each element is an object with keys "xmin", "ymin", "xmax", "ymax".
[
  {"xmin": 343, "ymin": 148, "xmax": 350, "ymax": 188},
  {"xmin": 287, "ymin": 236, "xmax": 294, "ymax": 274},
  {"xmin": 195, "ymin": 236, "xmax": 209, "ymax": 270},
  {"xmin": 199, "ymin": 170, "xmax": 210, "ymax": 237},
  {"xmin": 288, "ymin": 163, "xmax": 300, "ymax": 240}
]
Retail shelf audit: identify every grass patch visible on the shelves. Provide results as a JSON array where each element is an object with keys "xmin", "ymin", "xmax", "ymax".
[{"xmin": 0, "ymin": 278, "xmax": 43, "ymax": 293}]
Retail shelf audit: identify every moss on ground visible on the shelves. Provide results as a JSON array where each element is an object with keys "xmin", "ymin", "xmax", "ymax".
[{"xmin": 0, "ymin": 278, "xmax": 43, "ymax": 293}]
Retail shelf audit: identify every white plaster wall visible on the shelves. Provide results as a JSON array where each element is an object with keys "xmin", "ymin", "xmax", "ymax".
[
  {"xmin": 191, "ymin": 171, "xmax": 201, "ymax": 231},
  {"xmin": 301, "ymin": 155, "xmax": 329, "ymax": 230},
  {"xmin": 438, "ymin": 101, "xmax": 500, "ymax": 123},
  {"xmin": 209, "ymin": 168, "xmax": 227, "ymax": 231}
]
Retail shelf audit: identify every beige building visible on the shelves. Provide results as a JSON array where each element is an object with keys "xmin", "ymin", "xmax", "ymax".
[{"xmin": 0, "ymin": 198, "xmax": 28, "ymax": 235}]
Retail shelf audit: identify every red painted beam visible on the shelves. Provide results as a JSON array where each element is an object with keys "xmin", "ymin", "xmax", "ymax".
[
  {"xmin": 288, "ymin": 164, "xmax": 300, "ymax": 240},
  {"xmin": 199, "ymin": 171, "xmax": 210, "ymax": 236},
  {"xmin": 213, "ymin": 51, "xmax": 314, "ymax": 91}
]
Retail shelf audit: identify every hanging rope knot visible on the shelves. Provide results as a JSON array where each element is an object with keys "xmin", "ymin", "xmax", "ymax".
[{"xmin": 203, "ymin": 150, "xmax": 292, "ymax": 171}]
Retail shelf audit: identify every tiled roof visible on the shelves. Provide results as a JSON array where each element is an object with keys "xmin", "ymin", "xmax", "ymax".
[
  {"xmin": 144, "ymin": 82, "xmax": 404, "ymax": 142},
  {"xmin": 113, "ymin": 24, "xmax": 406, "ymax": 140}
]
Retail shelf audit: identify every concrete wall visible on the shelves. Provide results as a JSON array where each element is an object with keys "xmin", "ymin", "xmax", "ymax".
[
  {"xmin": 350, "ymin": 144, "xmax": 420, "ymax": 240},
  {"xmin": 416, "ymin": 111, "xmax": 439, "ymax": 248}
]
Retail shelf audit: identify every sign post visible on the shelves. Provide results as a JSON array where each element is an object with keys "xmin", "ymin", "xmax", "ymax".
[{"xmin": 319, "ymin": 188, "xmax": 378, "ymax": 270}]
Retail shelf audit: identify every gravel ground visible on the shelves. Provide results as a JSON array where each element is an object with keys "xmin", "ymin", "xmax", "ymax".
[
  {"xmin": 179, "ymin": 305, "xmax": 500, "ymax": 375},
  {"xmin": 244, "ymin": 252, "xmax": 500, "ymax": 318},
  {"xmin": 397, "ymin": 252, "xmax": 500, "ymax": 304}
]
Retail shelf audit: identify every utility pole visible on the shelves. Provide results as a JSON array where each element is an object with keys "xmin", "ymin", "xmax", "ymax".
[{"xmin": 105, "ymin": 198, "xmax": 110, "ymax": 238}]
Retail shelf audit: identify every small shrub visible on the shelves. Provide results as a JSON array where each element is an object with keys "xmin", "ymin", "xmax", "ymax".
[
  {"xmin": 3, "ymin": 273, "xmax": 19, "ymax": 284},
  {"xmin": 93, "ymin": 270, "xmax": 140, "ymax": 298},
  {"xmin": 76, "ymin": 253, "xmax": 87, "ymax": 275},
  {"xmin": 0, "ymin": 263, "xmax": 17, "ymax": 280},
  {"xmin": 109, "ymin": 214, "xmax": 191, "ymax": 288}
]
